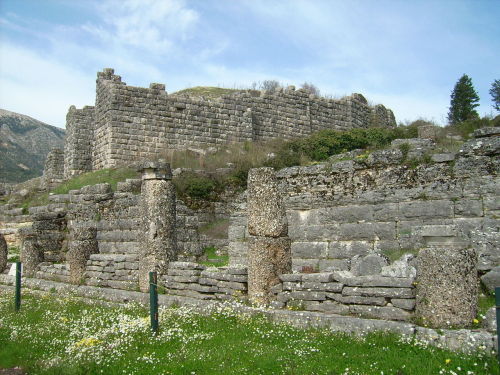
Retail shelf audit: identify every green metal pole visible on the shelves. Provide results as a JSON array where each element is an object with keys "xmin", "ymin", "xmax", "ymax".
[
  {"xmin": 15, "ymin": 262, "xmax": 21, "ymax": 311},
  {"xmin": 149, "ymin": 271, "xmax": 158, "ymax": 334},
  {"xmin": 496, "ymin": 287, "xmax": 500, "ymax": 363}
]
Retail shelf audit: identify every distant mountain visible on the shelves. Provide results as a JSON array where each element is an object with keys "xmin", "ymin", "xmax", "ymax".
[{"xmin": 0, "ymin": 109, "xmax": 65, "ymax": 183}]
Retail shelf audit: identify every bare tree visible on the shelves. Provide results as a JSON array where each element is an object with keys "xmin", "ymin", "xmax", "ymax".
[{"xmin": 301, "ymin": 82, "xmax": 320, "ymax": 96}]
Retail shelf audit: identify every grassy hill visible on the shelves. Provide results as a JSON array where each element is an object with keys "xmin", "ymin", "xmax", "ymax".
[
  {"xmin": 171, "ymin": 86, "xmax": 260, "ymax": 99},
  {"xmin": 0, "ymin": 109, "xmax": 65, "ymax": 183}
]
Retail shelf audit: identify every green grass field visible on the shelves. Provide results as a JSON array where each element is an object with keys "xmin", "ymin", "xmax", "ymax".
[{"xmin": 0, "ymin": 291, "xmax": 497, "ymax": 375}]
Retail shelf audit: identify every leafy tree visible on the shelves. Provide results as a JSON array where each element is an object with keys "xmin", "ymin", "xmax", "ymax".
[
  {"xmin": 489, "ymin": 79, "xmax": 500, "ymax": 111},
  {"xmin": 447, "ymin": 74, "xmax": 480, "ymax": 125}
]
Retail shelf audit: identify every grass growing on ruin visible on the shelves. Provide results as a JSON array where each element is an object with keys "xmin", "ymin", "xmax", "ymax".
[
  {"xmin": 172, "ymin": 86, "xmax": 251, "ymax": 99},
  {"xmin": 0, "ymin": 291, "xmax": 498, "ymax": 375},
  {"xmin": 199, "ymin": 246, "xmax": 229, "ymax": 267},
  {"xmin": 51, "ymin": 168, "xmax": 139, "ymax": 194}
]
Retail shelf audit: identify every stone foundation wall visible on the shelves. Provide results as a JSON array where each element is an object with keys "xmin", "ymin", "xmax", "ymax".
[
  {"xmin": 274, "ymin": 272, "xmax": 415, "ymax": 321},
  {"xmin": 229, "ymin": 133, "xmax": 500, "ymax": 281}
]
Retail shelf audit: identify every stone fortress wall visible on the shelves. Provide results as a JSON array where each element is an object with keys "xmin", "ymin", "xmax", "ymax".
[{"xmin": 64, "ymin": 68, "xmax": 396, "ymax": 177}]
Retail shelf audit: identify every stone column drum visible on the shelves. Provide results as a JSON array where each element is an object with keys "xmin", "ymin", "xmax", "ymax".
[
  {"xmin": 247, "ymin": 167, "xmax": 291, "ymax": 305},
  {"xmin": 67, "ymin": 223, "xmax": 98, "ymax": 284},
  {"xmin": 0, "ymin": 233, "xmax": 7, "ymax": 272},
  {"xmin": 416, "ymin": 244, "xmax": 478, "ymax": 328},
  {"xmin": 19, "ymin": 229, "xmax": 43, "ymax": 277},
  {"xmin": 138, "ymin": 161, "xmax": 177, "ymax": 292}
]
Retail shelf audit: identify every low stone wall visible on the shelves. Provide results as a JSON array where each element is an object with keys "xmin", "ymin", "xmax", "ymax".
[
  {"xmin": 163, "ymin": 261, "xmax": 247, "ymax": 300},
  {"xmin": 273, "ymin": 272, "xmax": 415, "ymax": 321},
  {"xmin": 85, "ymin": 254, "xmax": 139, "ymax": 290}
]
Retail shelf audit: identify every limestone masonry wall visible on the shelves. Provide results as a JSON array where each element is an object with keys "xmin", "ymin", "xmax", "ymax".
[
  {"xmin": 64, "ymin": 69, "xmax": 396, "ymax": 177},
  {"xmin": 228, "ymin": 132, "xmax": 500, "ymax": 277}
]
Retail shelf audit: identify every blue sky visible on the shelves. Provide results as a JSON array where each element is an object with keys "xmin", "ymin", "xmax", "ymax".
[{"xmin": 0, "ymin": 0, "xmax": 498, "ymax": 128}]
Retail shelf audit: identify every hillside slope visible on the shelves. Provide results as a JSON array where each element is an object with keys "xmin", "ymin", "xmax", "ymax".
[{"xmin": 0, "ymin": 109, "xmax": 65, "ymax": 183}]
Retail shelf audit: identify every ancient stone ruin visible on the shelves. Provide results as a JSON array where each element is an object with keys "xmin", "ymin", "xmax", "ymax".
[
  {"xmin": 0, "ymin": 67, "xmax": 498, "ymax": 353},
  {"xmin": 63, "ymin": 68, "xmax": 396, "ymax": 177}
]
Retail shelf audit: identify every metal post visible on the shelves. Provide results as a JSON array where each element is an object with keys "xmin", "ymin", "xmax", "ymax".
[
  {"xmin": 149, "ymin": 271, "xmax": 159, "ymax": 334},
  {"xmin": 496, "ymin": 287, "xmax": 500, "ymax": 362},
  {"xmin": 15, "ymin": 262, "xmax": 21, "ymax": 311}
]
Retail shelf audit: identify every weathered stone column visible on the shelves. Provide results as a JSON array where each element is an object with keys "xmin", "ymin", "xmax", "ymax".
[
  {"xmin": 19, "ymin": 229, "xmax": 43, "ymax": 277},
  {"xmin": 0, "ymin": 233, "xmax": 7, "ymax": 272},
  {"xmin": 247, "ymin": 167, "xmax": 291, "ymax": 305},
  {"xmin": 67, "ymin": 223, "xmax": 98, "ymax": 284},
  {"xmin": 415, "ymin": 226, "xmax": 478, "ymax": 328},
  {"xmin": 139, "ymin": 161, "xmax": 177, "ymax": 292}
]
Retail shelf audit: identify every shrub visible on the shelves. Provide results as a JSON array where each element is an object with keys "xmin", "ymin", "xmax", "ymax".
[{"xmin": 174, "ymin": 173, "xmax": 218, "ymax": 200}]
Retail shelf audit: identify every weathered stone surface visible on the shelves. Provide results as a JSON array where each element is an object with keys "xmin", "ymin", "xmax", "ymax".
[
  {"xmin": 248, "ymin": 236, "xmax": 292, "ymax": 304},
  {"xmin": 482, "ymin": 307, "xmax": 497, "ymax": 332},
  {"xmin": 349, "ymin": 305, "xmax": 412, "ymax": 321},
  {"xmin": 247, "ymin": 168, "xmax": 288, "ymax": 237},
  {"xmin": 343, "ymin": 286, "xmax": 414, "ymax": 299},
  {"xmin": 391, "ymin": 298, "xmax": 416, "ymax": 310},
  {"xmin": 431, "ymin": 153, "xmax": 456, "ymax": 163},
  {"xmin": 472, "ymin": 126, "xmax": 500, "ymax": 138},
  {"xmin": 279, "ymin": 273, "xmax": 302, "ymax": 282},
  {"xmin": 326, "ymin": 293, "xmax": 387, "ymax": 306},
  {"xmin": 381, "ymin": 254, "xmax": 417, "ymax": 278},
  {"xmin": 416, "ymin": 246, "xmax": 478, "ymax": 328},
  {"xmin": 20, "ymin": 230, "xmax": 43, "ymax": 277},
  {"xmin": 139, "ymin": 168, "xmax": 177, "ymax": 292},
  {"xmin": 459, "ymin": 137, "xmax": 500, "ymax": 156},
  {"xmin": 481, "ymin": 266, "xmax": 500, "ymax": 293},
  {"xmin": 301, "ymin": 272, "xmax": 333, "ymax": 282},
  {"xmin": 332, "ymin": 271, "xmax": 415, "ymax": 287},
  {"xmin": 0, "ymin": 233, "xmax": 7, "ymax": 272},
  {"xmin": 351, "ymin": 254, "xmax": 389, "ymax": 276}
]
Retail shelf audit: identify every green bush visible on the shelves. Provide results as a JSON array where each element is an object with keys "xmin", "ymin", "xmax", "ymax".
[
  {"xmin": 447, "ymin": 117, "xmax": 494, "ymax": 139},
  {"xmin": 270, "ymin": 126, "xmax": 416, "ymax": 165},
  {"xmin": 174, "ymin": 174, "xmax": 217, "ymax": 200}
]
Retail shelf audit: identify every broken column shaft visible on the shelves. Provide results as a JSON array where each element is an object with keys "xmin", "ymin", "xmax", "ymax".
[
  {"xmin": 139, "ymin": 161, "xmax": 177, "ymax": 292},
  {"xmin": 247, "ymin": 167, "xmax": 291, "ymax": 304}
]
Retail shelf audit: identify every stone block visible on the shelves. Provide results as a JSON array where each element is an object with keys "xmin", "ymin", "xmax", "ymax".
[
  {"xmin": 302, "ymin": 273, "xmax": 333, "ymax": 282},
  {"xmin": 337, "ymin": 222, "xmax": 396, "ymax": 241},
  {"xmin": 290, "ymin": 291, "xmax": 326, "ymax": 301},
  {"xmin": 391, "ymin": 298, "xmax": 416, "ymax": 310},
  {"xmin": 326, "ymin": 293, "xmax": 386, "ymax": 306},
  {"xmin": 327, "ymin": 241, "xmax": 373, "ymax": 259},
  {"xmin": 481, "ymin": 266, "xmax": 500, "ymax": 293},
  {"xmin": 350, "ymin": 254, "xmax": 389, "ymax": 276},
  {"xmin": 279, "ymin": 273, "xmax": 302, "ymax": 282},
  {"xmin": 302, "ymin": 282, "xmax": 343, "ymax": 292},
  {"xmin": 291, "ymin": 241, "xmax": 327, "ymax": 258},
  {"xmin": 332, "ymin": 272, "xmax": 415, "ymax": 288},
  {"xmin": 349, "ymin": 305, "xmax": 412, "ymax": 321},
  {"xmin": 343, "ymin": 286, "xmax": 414, "ymax": 299},
  {"xmin": 404, "ymin": 200, "xmax": 455, "ymax": 220},
  {"xmin": 416, "ymin": 246, "xmax": 478, "ymax": 328},
  {"xmin": 319, "ymin": 259, "xmax": 349, "ymax": 272},
  {"xmin": 431, "ymin": 153, "xmax": 456, "ymax": 163}
]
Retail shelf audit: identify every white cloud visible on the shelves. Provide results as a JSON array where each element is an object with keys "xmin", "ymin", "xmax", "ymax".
[
  {"xmin": 0, "ymin": 43, "xmax": 94, "ymax": 128},
  {"xmin": 85, "ymin": 0, "xmax": 199, "ymax": 53}
]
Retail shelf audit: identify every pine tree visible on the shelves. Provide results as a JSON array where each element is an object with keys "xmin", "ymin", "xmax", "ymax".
[
  {"xmin": 447, "ymin": 74, "xmax": 480, "ymax": 125},
  {"xmin": 489, "ymin": 79, "xmax": 500, "ymax": 112}
]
